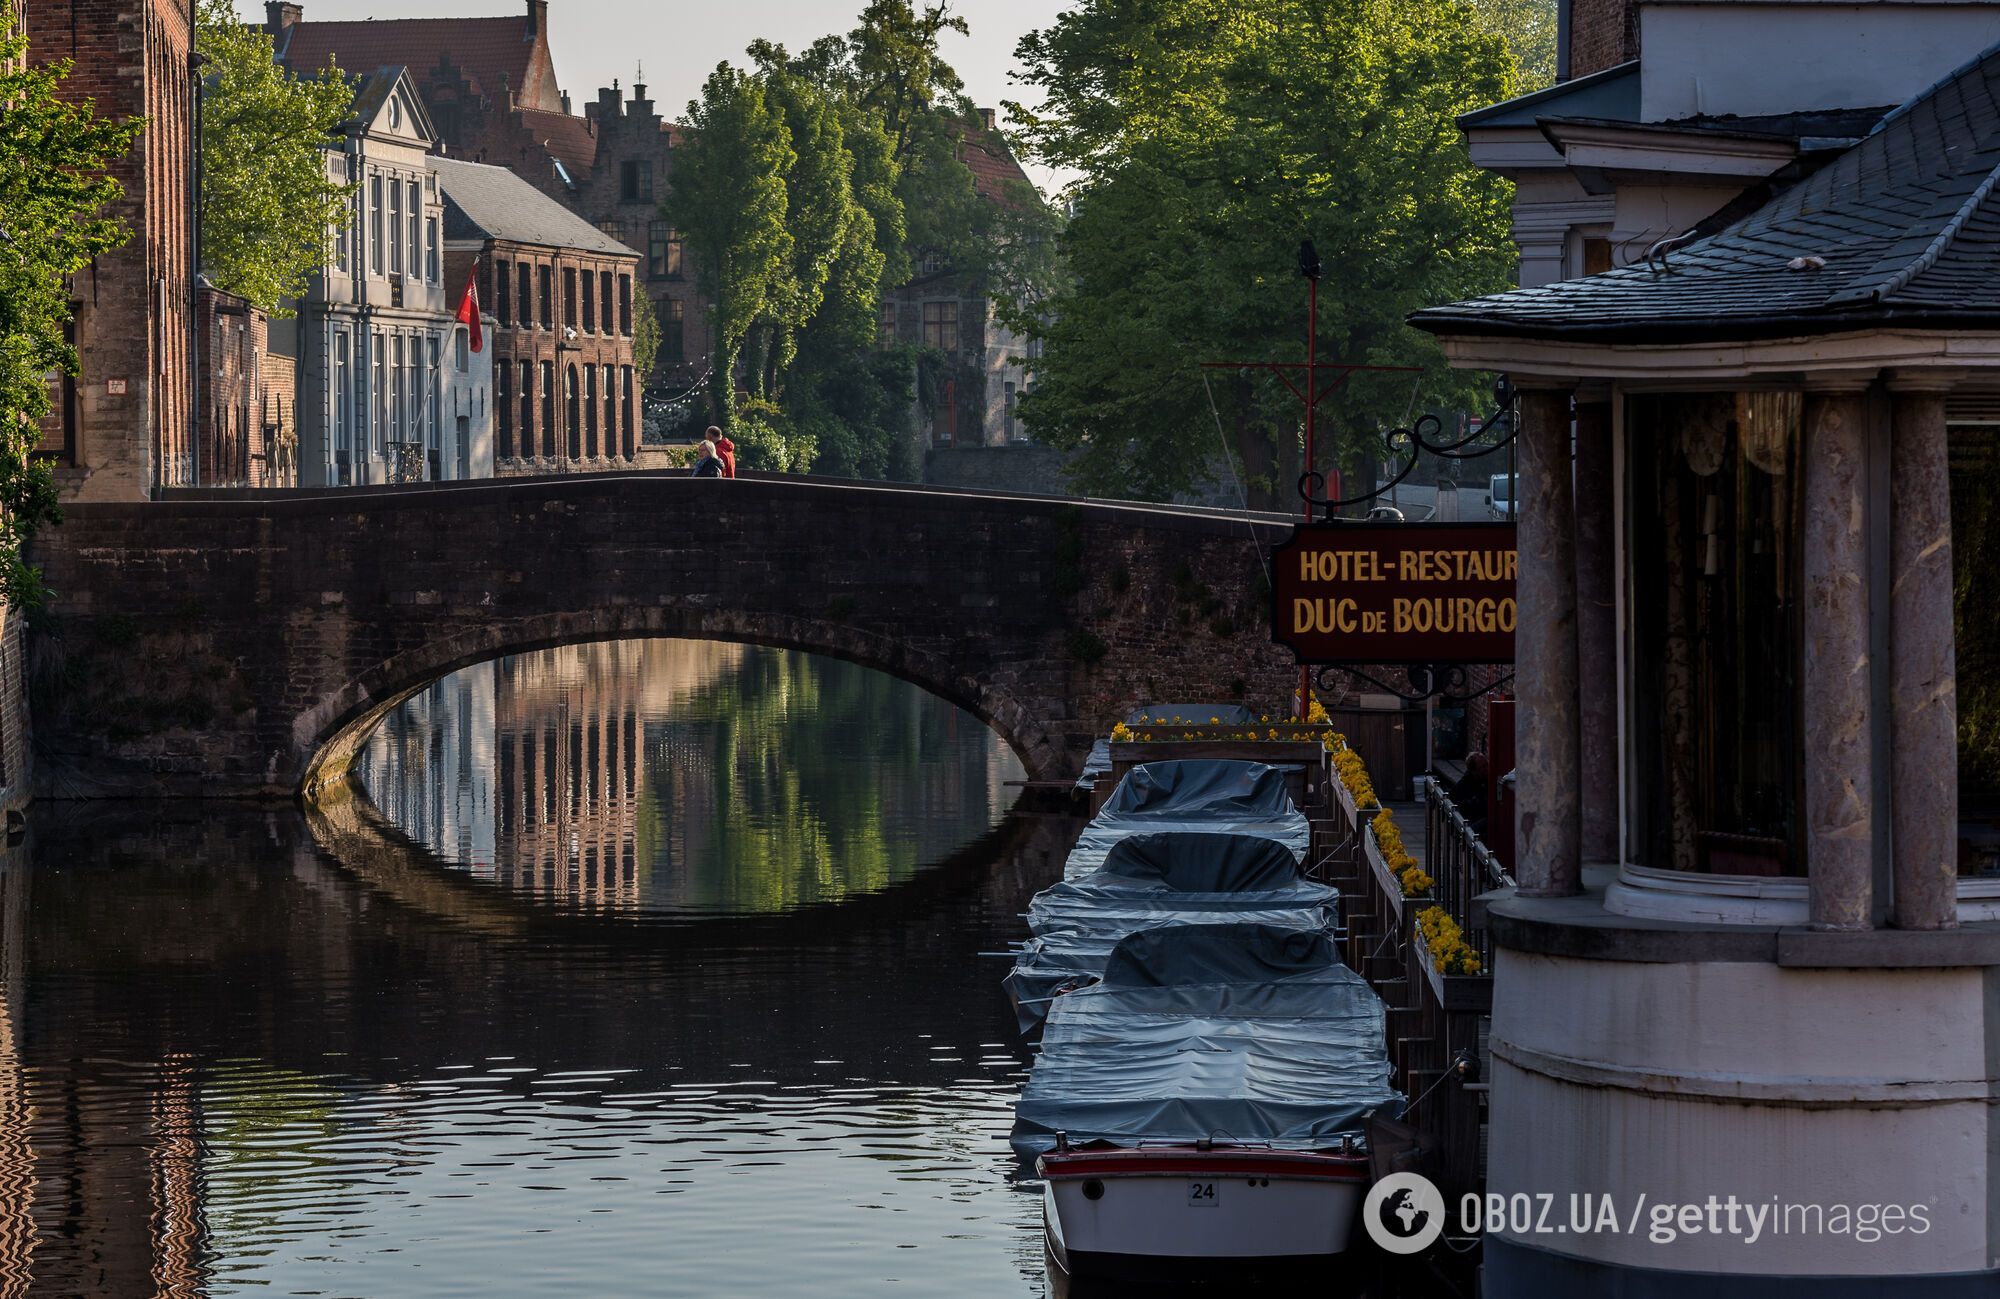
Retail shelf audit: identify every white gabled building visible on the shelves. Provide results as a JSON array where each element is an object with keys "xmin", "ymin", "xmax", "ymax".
[{"xmin": 285, "ymin": 64, "xmax": 493, "ymax": 486}]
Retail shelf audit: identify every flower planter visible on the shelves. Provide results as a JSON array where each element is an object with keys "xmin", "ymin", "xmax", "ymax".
[
  {"xmin": 1413, "ymin": 930, "xmax": 1493, "ymax": 1014},
  {"xmin": 1365, "ymin": 829, "xmax": 1406, "ymax": 926}
]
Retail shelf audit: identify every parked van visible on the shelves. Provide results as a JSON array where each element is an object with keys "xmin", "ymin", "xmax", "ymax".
[{"xmin": 1486, "ymin": 472, "xmax": 1514, "ymax": 520}]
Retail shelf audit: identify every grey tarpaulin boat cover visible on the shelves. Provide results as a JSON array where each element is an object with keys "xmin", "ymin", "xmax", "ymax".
[
  {"xmin": 1074, "ymin": 705, "xmax": 1261, "ymax": 792},
  {"xmin": 1011, "ymin": 923, "xmax": 1402, "ymax": 1156},
  {"xmin": 1004, "ymin": 834, "xmax": 1341, "ymax": 1031},
  {"xmin": 1066, "ymin": 760, "xmax": 1312, "ymax": 879}
]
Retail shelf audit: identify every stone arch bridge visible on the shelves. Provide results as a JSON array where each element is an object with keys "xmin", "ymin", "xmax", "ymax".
[{"xmin": 29, "ymin": 473, "xmax": 1297, "ymax": 798}]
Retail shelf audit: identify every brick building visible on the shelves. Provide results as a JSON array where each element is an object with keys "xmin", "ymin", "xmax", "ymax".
[
  {"xmin": 260, "ymin": 350, "xmax": 298, "ymax": 487},
  {"xmin": 434, "ymin": 156, "xmax": 642, "ymax": 472},
  {"xmin": 881, "ymin": 111, "xmax": 1041, "ymax": 450},
  {"xmin": 27, "ymin": 0, "xmax": 196, "ymax": 499},
  {"xmin": 290, "ymin": 66, "xmax": 493, "ymax": 485},
  {"xmin": 195, "ymin": 280, "xmax": 268, "ymax": 487}
]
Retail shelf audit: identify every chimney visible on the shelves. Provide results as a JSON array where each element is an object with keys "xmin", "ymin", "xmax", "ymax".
[
  {"xmin": 560, "ymin": 89, "xmax": 571, "ymax": 115},
  {"xmin": 979, "ymin": 106, "xmax": 995, "ymax": 132},
  {"xmin": 596, "ymin": 83, "xmax": 620, "ymax": 120},
  {"xmin": 525, "ymin": 0, "xmax": 547, "ymax": 40},
  {"xmin": 265, "ymin": 1, "xmax": 302, "ymax": 35}
]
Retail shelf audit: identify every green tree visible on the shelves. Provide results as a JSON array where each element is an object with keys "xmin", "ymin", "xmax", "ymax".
[
  {"xmin": 1007, "ymin": 0, "xmax": 1519, "ymax": 504},
  {"xmin": 664, "ymin": 64, "xmax": 795, "ymax": 435},
  {"xmin": 0, "ymin": 7, "xmax": 141, "ymax": 604},
  {"xmin": 1472, "ymin": 0, "xmax": 1559, "ymax": 90},
  {"xmin": 196, "ymin": 0, "xmax": 353, "ymax": 313},
  {"xmin": 631, "ymin": 290, "xmax": 662, "ymax": 386}
]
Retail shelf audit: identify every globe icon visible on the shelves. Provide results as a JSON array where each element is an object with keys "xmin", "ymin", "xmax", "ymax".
[{"xmin": 1380, "ymin": 1187, "xmax": 1430, "ymax": 1238}]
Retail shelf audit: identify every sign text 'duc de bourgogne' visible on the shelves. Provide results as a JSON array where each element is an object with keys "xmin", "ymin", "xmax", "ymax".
[{"xmin": 1270, "ymin": 522, "xmax": 1518, "ymax": 665}]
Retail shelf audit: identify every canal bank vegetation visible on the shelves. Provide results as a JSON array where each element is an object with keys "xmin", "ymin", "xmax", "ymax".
[{"xmin": 999, "ymin": 0, "xmax": 1544, "ymax": 505}]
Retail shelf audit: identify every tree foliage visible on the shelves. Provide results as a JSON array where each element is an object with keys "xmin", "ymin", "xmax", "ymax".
[
  {"xmin": 1471, "ymin": 0, "xmax": 1559, "ymax": 90},
  {"xmin": 667, "ymin": 3, "xmax": 1042, "ymax": 477},
  {"xmin": 196, "ymin": 0, "xmax": 353, "ymax": 313},
  {"xmin": 1005, "ymin": 0, "xmax": 1520, "ymax": 504},
  {"xmin": 0, "ymin": 7, "xmax": 141, "ymax": 604},
  {"xmin": 664, "ymin": 64, "xmax": 795, "ymax": 438}
]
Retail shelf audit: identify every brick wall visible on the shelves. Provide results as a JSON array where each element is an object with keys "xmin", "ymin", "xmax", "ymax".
[
  {"xmin": 1569, "ymin": 0, "xmax": 1639, "ymax": 77},
  {"xmin": 196, "ymin": 284, "xmax": 268, "ymax": 487},
  {"xmin": 27, "ymin": 0, "xmax": 194, "ymax": 501},
  {"xmin": 260, "ymin": 350, "xmax": 298, "ymax": 486}
]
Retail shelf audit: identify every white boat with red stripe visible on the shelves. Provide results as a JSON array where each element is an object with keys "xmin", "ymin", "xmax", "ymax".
[{"xmin": 1038, "ymin": 1138, "xmax": 1372, "ymax": 1283}]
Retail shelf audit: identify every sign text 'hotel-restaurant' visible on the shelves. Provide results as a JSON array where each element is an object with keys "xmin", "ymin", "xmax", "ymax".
[{"xmin": 1270, "ymin": 523, "xmax": 1518, "ymax": 664}]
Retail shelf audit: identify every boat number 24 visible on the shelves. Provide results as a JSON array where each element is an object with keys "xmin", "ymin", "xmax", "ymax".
[{"xmin": 1186, "ymin": 1182, "xmax": 1218, "ymax": 1207}]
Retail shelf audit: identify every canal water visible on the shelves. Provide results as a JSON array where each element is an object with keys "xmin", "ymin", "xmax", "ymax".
[{"xmin": 0, "ymin": 641, "xmax": 1096, "ymax": 1297}]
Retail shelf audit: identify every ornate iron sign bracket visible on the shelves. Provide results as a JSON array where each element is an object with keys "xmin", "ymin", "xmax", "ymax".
[{"xmin": 1297, "ymin": 376, "xmax": 1517, "ymax": 523}]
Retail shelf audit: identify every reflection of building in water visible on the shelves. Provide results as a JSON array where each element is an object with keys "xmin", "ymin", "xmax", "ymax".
[
  {"xmin": 0, "ymin": 849, "xmax": 31, "ymax": 1298},
  {"xmin": 149, "ymin": 1059, "xmax": 205, "ymax": 1298},
  {"xmin": 358, "ymin": 640, "xmax": 1024, "ymax": 913},
  {"xmin": 357, "ymin": 662, "xmax": 498, "ymax": 878}
]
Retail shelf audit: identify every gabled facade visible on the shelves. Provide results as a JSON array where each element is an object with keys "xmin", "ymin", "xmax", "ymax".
[{"xmin": 291, "ymin": 66, "xmax": 492, "ymax": 486}]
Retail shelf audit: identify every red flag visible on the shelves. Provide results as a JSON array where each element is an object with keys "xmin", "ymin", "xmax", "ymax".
[{"xmin": 455, "ymin": 260, "xmax": 483, "ymax": 353}]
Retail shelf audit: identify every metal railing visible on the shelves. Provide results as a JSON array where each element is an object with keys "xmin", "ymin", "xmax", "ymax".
[{"xmin": 1420, "ymin": 775, "xmax": 1514, "ymax": 971}]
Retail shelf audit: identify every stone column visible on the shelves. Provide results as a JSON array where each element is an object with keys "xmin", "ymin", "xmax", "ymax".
[
  {"xmin": 1515, "ymin": 383, "xmax": 1582, "ymax": 897},
  {"xmin": 1802, "ymin": 378, "xmax": 1876, "ymax": 931},
  {"xmin": 1888, "ymin": 372, "xmax": 1961, "ymax": 930},
  {"xmin": 1573, "ymin": 390, "xmax": 1619, "ymax": 863}
]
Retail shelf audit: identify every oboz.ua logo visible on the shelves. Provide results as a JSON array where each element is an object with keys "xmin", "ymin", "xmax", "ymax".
[{"xmin": 1364, "ymin": 1171, "xmax": 1447, "ymax": 1254}]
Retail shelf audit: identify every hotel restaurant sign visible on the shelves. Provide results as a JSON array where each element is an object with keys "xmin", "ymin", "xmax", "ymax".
[{"xmin": 1270, "ymin": 522, "xmax": 1517, "ymax": 664}]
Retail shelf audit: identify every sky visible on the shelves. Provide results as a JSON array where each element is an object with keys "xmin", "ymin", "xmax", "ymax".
[{"xmin": 238, "ymin": 0, "xmax": 1077, "ymax": 192}]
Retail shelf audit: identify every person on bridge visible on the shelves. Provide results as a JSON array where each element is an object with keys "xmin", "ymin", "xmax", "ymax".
[
  {"xmin": 710, "ymin": 426, "xmax": 737, "ymax": 478},
  {"xmin": 691, "ymin": 437, "xmax": 724, "ymax": 478}
]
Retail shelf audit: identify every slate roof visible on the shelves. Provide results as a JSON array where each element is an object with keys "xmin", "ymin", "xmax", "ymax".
[
  {"xmin": 1413, "ymin": 38, "xmax": 2000, "ymax": 343},
  {"xmin": 1459, "ymin": 60, "xmax": 1640, "ymax": 129},
  {"xmin": 433, "ymin": 157, "xmax": 638, "ymax": 258}
]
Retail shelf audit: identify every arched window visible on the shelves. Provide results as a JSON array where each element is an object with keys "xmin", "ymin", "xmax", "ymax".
[
  {"xmin": 519, "ymin": 361, "xmax": 534, "ymax": 457},
  {"xmin": 496, "ymin": 362, "xmax": 513, "ymax": 458},
  {"xmin": 540, "ymin": 360, "xmax": 555, "ymax": 456},
  {"xmin": 583, "ymin": 364, "xmax": 598, "ymax": 457}
]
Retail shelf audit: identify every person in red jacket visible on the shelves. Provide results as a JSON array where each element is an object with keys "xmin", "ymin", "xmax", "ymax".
[{"xmin": 706, "ymin": 425, "xmax": 737, "ymax": 478}]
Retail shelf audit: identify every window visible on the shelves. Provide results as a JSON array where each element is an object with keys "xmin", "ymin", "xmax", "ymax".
[
  {"xmin": 391, "ymin": 335, "xmax": 405, "ymax": 442},
  {"xmin": 335, "ymin": 199, "xmax": 349, "ymax": 273},
  {"xmin": 564, "ymin": 268, "xmax": 579, "ymax": 330},
  {"xmin": 539, "ymin": 265, "xmax": 553, "ymax": 328},
  {"xmin": 878, "ymin": 300, "xmax": 897, "ymax": 345},
  {"xmin": 540, "ymin": 360, "xmax": 555, "ymax": 456},
  {"xmin": 518, "ymin": 263, "xmax": 532, "ymax": 326},
  {"xmin": 407, "ymin": 181, "xmax": 421, "ymax": 281},
  {"xmin": 565, "ymin": 365, "xmax": 580, "ymax": 459},
  {"xmin": 425, "ymin": 216, "xmax": 439, "ymax": 283},
  {"xmin": 1628, "ymin": 392, "xmax": 1803, "ymax": 875},
  {"xmin": 597, "ymin": 218, "xmax": 626, "ymax": 243},
  {"xmin": 604, "ymin": 363, "xmax": 617, "ymax": 452},
  {"xmin": 429, "ymin": 337, "xmax": 442, "ymax": 452},
  {"xmin": 583, "ymin": 364, "xmax": 598, "ymax": 457},
  {"xmin": 580, "ymin": 271, "xmax": 595, "ymax": 333},
  {"xmin": 618, "ymin": 275, "xmax": 633, "ymax": 335},
  {"xmin": 663, "ymin": 298, "xmax": 684, "ymax": 361},
  {"xmin": 518, "ymin": 360, "xmax": 533, "ymax": 456},
  {"xmin": 621, "ymin": 366, "xmax": 634, "ymax": 459},
  {"xmin": 600, "ymin": 271, "xmax": 614, "ymax": 334},
  {"xmin": 495, "ymin": 260, "xmax": 511, "ymax": 326},
  {"xmin": 497, "ymin": 361, "xmax": 513, "ymax": 456},
  {"xmin": 389, "ymin": 179, "xmax": 403, "ymax": 275},
  {"xmin": 922, "ymin": 300, "xmax": 959, "ymax": 351},
  {"xmin": 370, "ymin": 176, "xmax": 384, "ymax": 276},
  {"xmin": 454, "ymin": 328, "xmax": 469, "ymax": 373},
  {"xmin": 619, "ymin": 159, "xmax": 652, "ymax": 203},
  {"xmin": 334, "ymin": 332, "xmax": 351, "ymax": 451},
  {"xmin": 372, "ymin": 334, "xmax": 385, "ymax": 452},
  {"xmin": 648, "ymin": 221, "xmax": 682, "ymax": 280}
]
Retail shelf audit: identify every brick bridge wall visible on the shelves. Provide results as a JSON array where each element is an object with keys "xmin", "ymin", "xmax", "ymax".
[{"xmin": 28, "ymin": 472, "xmax": 1300, "ymax": 798}]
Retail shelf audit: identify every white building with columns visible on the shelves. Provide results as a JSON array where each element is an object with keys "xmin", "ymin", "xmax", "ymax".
[{"xmin": 1418, "ymin": 3, "xmax": 2000, "ymax": 1294}]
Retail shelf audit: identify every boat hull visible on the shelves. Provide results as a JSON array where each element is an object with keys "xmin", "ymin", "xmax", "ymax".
[{"xmin": 1039, "ymin": 1147, "xmax": 1368, "ymax": 1284}]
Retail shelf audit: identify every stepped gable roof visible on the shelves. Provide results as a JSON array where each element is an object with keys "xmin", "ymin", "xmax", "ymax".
[
  {"xmin": 277, "ymin": 15, "xmax": 556, "ymax": 112},
  {"xmin": 434, "ymin": 157, "xmax": 637, "ymax": 258},
  {"xmin": 1413, "ymin": 38, "xmax": 2000, "ymax": 343}
]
